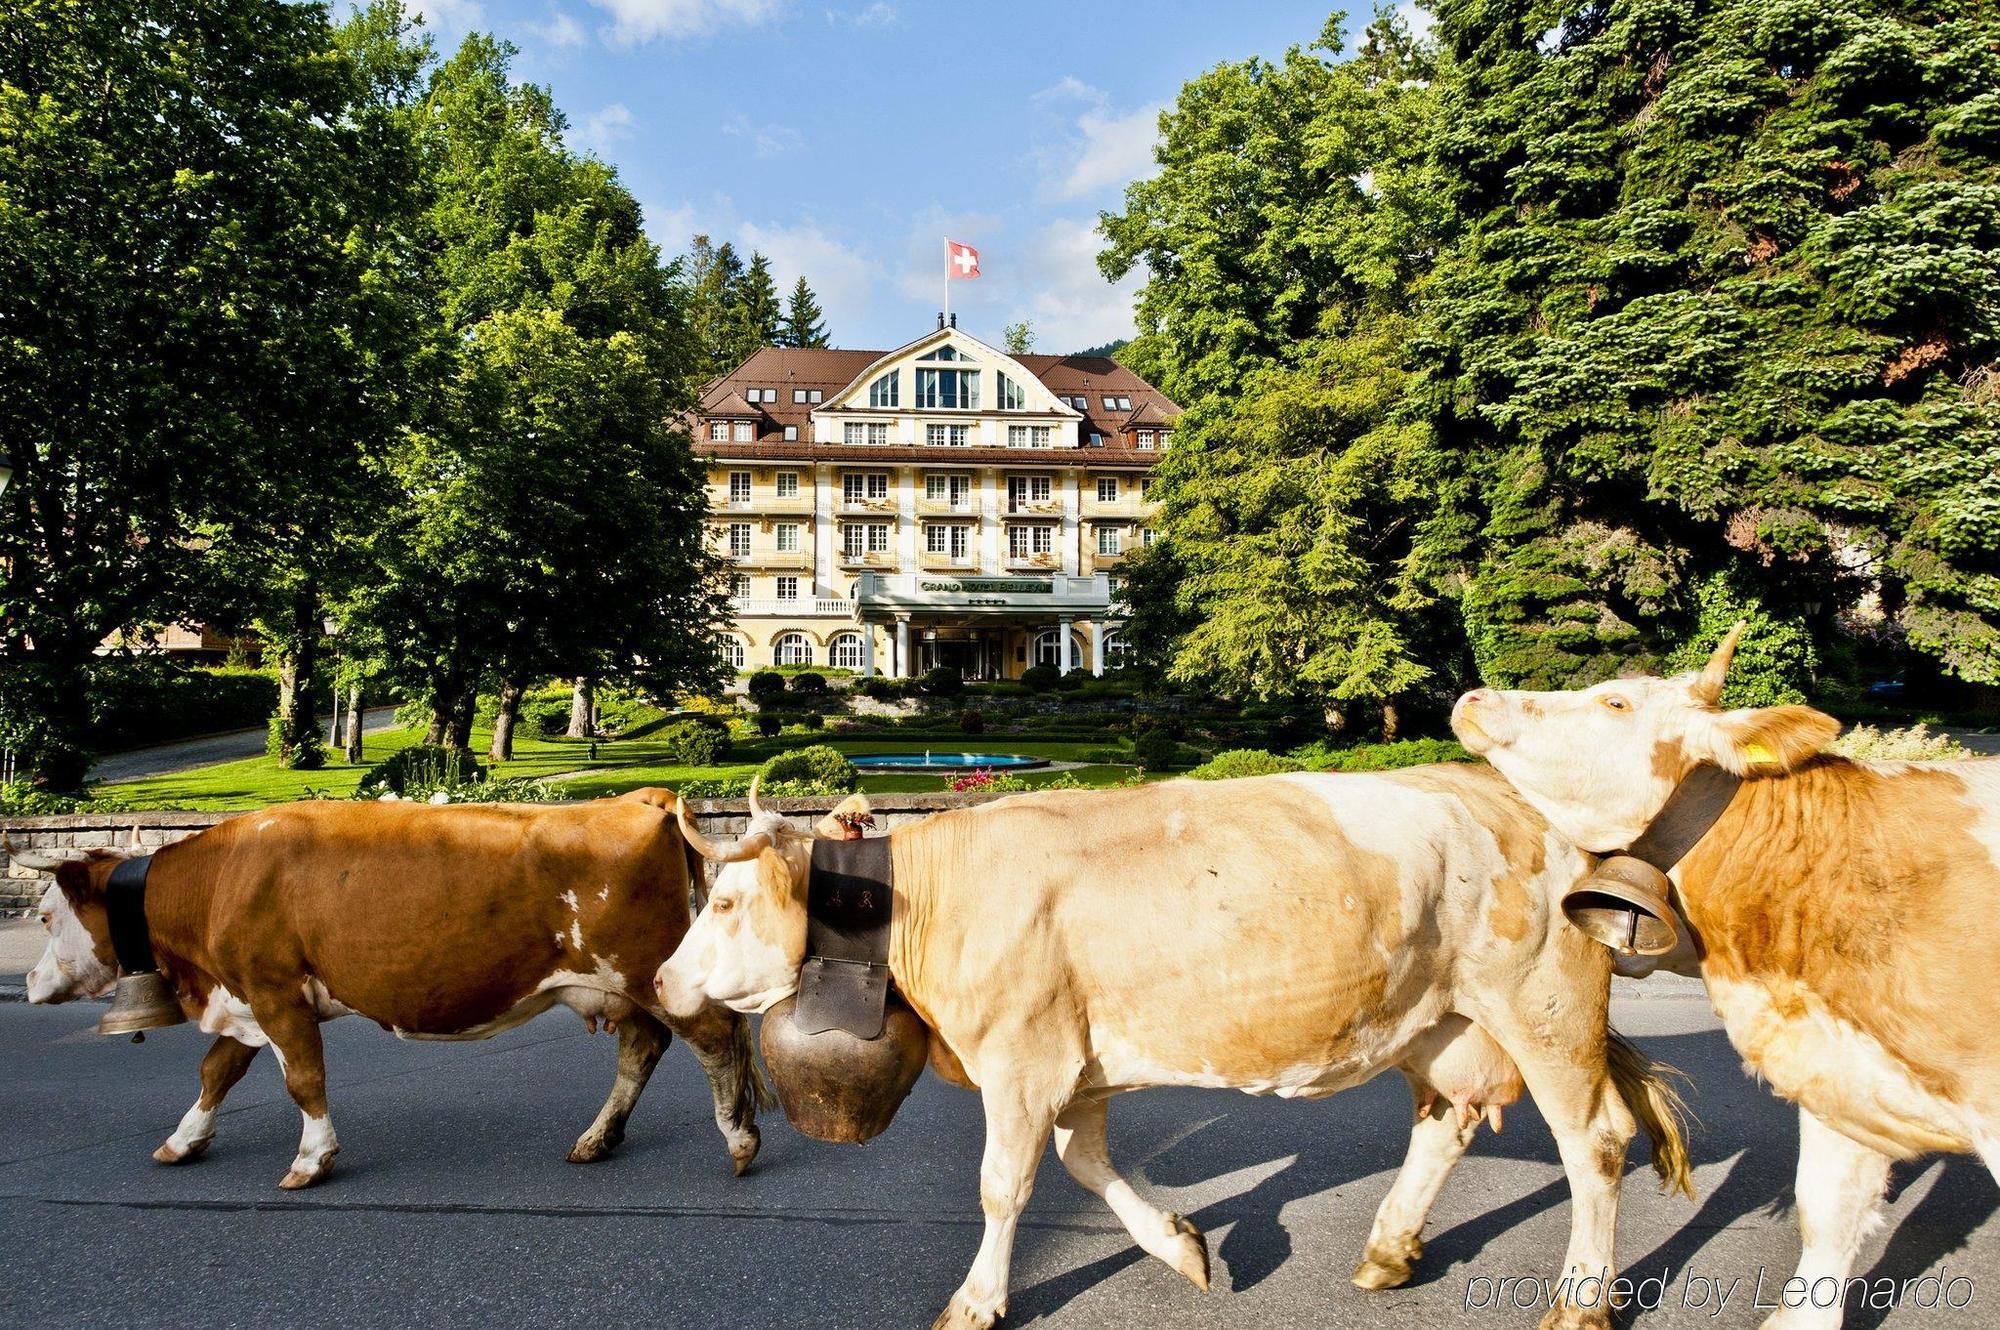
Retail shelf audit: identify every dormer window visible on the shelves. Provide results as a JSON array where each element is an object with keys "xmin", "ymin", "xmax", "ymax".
[
  {"xmin": 1137, "ymin": 430, "xmax": 1155, "ymax": 449},
  {"xmin": 915, "ymin": 366, "xmax": 979, "ymax": 410},
  {"xmin": 1102, "ymin": 395, "xmax": 1131, "ymax": 411},
  {"xmin": 1069, "ymin": 395, "xmax": 1088, "ymax": 410},
  {"xmin": 733, "ymin": 421, "xmax": 753, "ymax": 442},
  {"xmin": 920, "ymin": 345, "xmax": 972, "ymax": 361},
  {"xmin": 867, "ymin": 371, "xmax": 899, "ymax": 408},
  {"xmin": 996, "ymin": 372, "xmax": 1027, "ymax": 410},
  {"xmin": 708, "ymin": 421, "xmax": 728, "ymax": 441}
]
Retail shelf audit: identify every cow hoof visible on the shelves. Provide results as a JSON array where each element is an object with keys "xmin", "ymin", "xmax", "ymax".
[
  {"xmin": 930, "ymin": 1292, "xmax": 1001, "ymax": 1330},
  {"xmin": 1538, "ymin": 1303, "xmax": 1612, "ymax": 1330},
  {"xmin": 1351, "ymin": 1235, "xmax": 1421, "ymax": 1290},
  {"xmin": 153, "ymin": 1137, "xmax": 210, "ymax": 1166},
  {"xmin": 567, "ymin": 1129, "xmax": 620, "ymax": 1164},
  {"xmin": 1164, "ymin": 1214, "xmax": 1210, "ymax": 1291},
  {"xmin": 279, "ymin": 1148, "xmax": 337, "ymax": 1190},
  {"xmin": 729, "ymin": 1126, "xmax": 761, "ymax": 1176}
]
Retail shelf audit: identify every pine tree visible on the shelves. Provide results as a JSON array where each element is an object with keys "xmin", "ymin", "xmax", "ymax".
[
  {"xmin": 736, "ymin": 251, "xmax": 783, "ymax": 350},
  {"xmin": 783, "ymin": 275, "xmax": 829, "ymax": 347}
]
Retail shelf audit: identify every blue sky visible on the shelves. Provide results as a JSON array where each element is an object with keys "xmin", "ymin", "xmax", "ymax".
[{"xmin": 408, "ymin": 0, "xmax": 1380, "ymax": 353}]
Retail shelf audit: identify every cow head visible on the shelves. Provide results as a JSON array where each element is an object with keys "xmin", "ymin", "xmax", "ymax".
[
  {"xmin": 655, "ymin": 781, "xmax": 876, "ymax": 1020},
  {"xmin": 1451, "ymin": 623, "xmax": 1840, "ymax": 853},
  {"xmin": 20, "ymin": 852, "xmax": 122, "ymax": 1004}
]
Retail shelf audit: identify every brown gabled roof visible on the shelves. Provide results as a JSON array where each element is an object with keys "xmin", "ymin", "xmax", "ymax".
[{"xmin": 686, "ymin": 343, "xmax": 1181, "ymax": 450}]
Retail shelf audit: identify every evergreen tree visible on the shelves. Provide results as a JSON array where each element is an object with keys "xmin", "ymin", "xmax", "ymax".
[
  {"xmin": 736, "ymin": 251, "xmax": 783, "ymax": 349},
  {"xmin": 783, "ymin": 274, "xmax": 830, "ymax": 347}
]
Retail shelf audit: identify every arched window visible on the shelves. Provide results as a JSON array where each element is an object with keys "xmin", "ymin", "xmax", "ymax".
[
  {"xmin": 867, "ymin": 370, "xmax": 898, "ymax": 408},
  {"xmin": 773, "ymin": 632, "xmax": 814, "ymax": 667},
  {"xmin": 996, "ymin": 372, "xmax": 1027, "ymax": 410},
  {"xmin": 720, "ymin": 635, "xmax": 746, "ymax": 669},
  {"xmin": 828, "ymin": 633, "xmax": 866, "ymax": 671},
  {"xmin": 1103, "ymin": 634, "xmax": 1133, "ymax": 670},
  {"xmin": 1033, "ymin": 629, "xmax": 1085, "ymax": 669}
]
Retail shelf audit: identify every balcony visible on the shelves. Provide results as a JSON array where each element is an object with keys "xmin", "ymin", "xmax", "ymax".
[
  {"xmin": 1006, "ymin": 553, "xmax": 1061, "ymax": 571},
  {"xmin": 916, "ymin": 497, "xmax": 979, "ymax": 516},
  {"xmin": 1004, "ymin": 501, "xmax": 1063, "ymax": 518},
  {"xmin": 919, "ymin": 550, "xmax": 979, "ymax": 572},
  {"xmin": 1080, "ymin": 496, "xmax": 1152, "ymax": 519},
  {"xmin": 727, "ymin": 549, "xmax": 809, "ymax": 569},
  {"xmin": 730, "ymin": 596, "xmax": 850, "ymax": 617},
  {"xmin": 1085, "ymin": 548, "xmax": 1128, "ymax": 572},
  {"xmin": 714, "ymin": 495, "xmax": 814, "ymax": 516},
  {"xmin": 836, "ymin": 495, "xmax": 898, "ymax": 516},
  {"xmin": 837, "ymin": 550, "xmax": 898, "ymax": 570}
]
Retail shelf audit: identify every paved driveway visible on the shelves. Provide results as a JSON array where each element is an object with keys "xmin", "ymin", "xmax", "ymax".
[{"xmin": 87, "ymin": 708, "xmax": 401, "ymax": 784}]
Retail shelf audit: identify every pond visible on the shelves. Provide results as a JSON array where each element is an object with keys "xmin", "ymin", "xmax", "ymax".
[{"xmin": 848, "ymin": 752, "xmax": 1050, "ymax": 773}]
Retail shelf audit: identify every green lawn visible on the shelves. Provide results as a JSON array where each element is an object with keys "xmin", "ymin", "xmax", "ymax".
[{"xmin": 95, "ymin": 726, "xmax": 1147, "ymax": 810}]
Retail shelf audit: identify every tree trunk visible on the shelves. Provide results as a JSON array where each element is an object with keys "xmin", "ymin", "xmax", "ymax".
[
  {"xmin": 489, "ymin": 676, "xmax": 522, "ymax": 762},
  {"xmin": 566, "ymin": 675, "xmax": 594, "ymax": 738},
  {"xmin": 1381, "ymin": 700, "xmax": 1401, "ymax": 743},
  {"xmin": 272, "ymin": 587, "xmax": 323, "ymax": 768},
  {"xmin": 423, "ymin": 711, "xmax": 446, "ymax": 746},
  {"xmin": 19, "ymin": 647, "xmax": 94, "ymax": 794},
  {"xmin": 1323, "ymin": 703, "xmax": 1348, "ymax": 735},
  {"xmin": 444, "ymin": 688, "xmax": 477, "ymax": 750},
  {"xmin": 343, "ymin": 683, "xmax": 364, "ymax": 763}
]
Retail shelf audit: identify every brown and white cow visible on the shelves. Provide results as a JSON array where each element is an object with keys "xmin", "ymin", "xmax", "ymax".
[
  {"xmin": 23, "ymin": 789, "xmax": 762, "ymax": 1188},
  {"xmin": 1454, "ymin": 625, "xmax": 2000, "ymax": 1330},
  {"xmin": 658, "ymin": 776, "xmax": 1691, "ymax": 1330}
]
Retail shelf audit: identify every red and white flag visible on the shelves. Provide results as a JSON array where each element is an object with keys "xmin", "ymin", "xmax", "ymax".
[{"xmin": 946, "ymin": 239, "xmax": 980, "ymax": 280}]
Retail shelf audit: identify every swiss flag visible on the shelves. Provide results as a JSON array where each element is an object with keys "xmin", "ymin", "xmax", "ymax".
[{"xmin": 946, "ymin": 239, "xmax": 980, "ymax": 280}]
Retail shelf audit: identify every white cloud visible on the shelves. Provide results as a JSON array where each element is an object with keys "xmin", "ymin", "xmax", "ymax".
[
  {"xmin": 825, "ymin": 1, "xmax": 895, "ymax": 25},
  {"xmin": 529, "ymin": 7, "xmax": 588, "ymax": 46},
  {"xmin": 892, "ymin": 207, "xmax": 1004, "ymax": 306},
  {"xmin": 722, "ymin": 114, "xmax": 803, "ymax": 159},
  {"xmin": 1032, "ymin": 79, "xmax": 1161, "ymax": 203},
  {"xmin": 1015, "ymin": 216, "xmax": 1140, "ymax": 352},
  {"xmin": 583, "ymin": 0, "xmax": 785, "ymax": 44},
  {"xmin": 574, "ymin": 103, "xmax": 635, "ymax": 154},
  {"xmin": 408, "ymin": 0, "xmax": 485, "ymax": 41},
  {"xmin": 1395, "ymin": 0, "xmax": 1436, "ymax": 42},
  {"xmin": 739, "ymin": 220, "xmax": 880, "ymax": 328}
]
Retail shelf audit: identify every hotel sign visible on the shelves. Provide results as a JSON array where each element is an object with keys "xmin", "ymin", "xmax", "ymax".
[{"xmin": 919, "ymin": 579, "xmax": 1052, "ymax": 595}]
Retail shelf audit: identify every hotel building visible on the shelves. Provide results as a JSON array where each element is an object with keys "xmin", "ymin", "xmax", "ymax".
[{"xmin": 695, "ymin": 318, "xmax": 1178, "ymax": 679}]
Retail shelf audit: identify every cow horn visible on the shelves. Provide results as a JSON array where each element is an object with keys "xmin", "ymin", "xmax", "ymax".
[
  {"xmin": 747, "ymin": 773, "xmax": 766, "ymax": 821},
  {"xmin": 676, "ymin": 797, "xmax": 769, "ymax": 864},
  {"xmin": 1692, "ymin": 620, "xmax": 1746, "ymax": 707},
  {"xmin": 2, "ymin": 837, "xmax": 69, "ymax": 873}
]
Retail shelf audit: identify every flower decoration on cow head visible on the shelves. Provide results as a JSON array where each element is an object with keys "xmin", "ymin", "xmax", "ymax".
[{"xmin": 1451, "ymin": 623, "xmax": 1840, "ymax": 853}]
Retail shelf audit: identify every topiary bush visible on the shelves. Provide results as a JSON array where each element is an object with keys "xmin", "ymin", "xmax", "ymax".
[
  {"xmin": 1292, "ymin": 737, "xmax": 1474, "ymax": 772},
  {"xmin": 359, "ymin": 745, "xmax": 485, "ymax": 796},
  {"xmin": 663, "ymin": 720, "xmax": 732, "ymax": 766},
  {"xmin": 799, "ymin": 712, "xmax": 825, "ymax": 731},
  {"xmin": 1132, "ymin": 729, "xmax": 1188, "ymax": 770},
  {"xmin": 746, "ymin": 671, "xmax": 787, "ymax": 701},
  {"xmin": 1019, "ymin": 664, "xmax": 1060, "ymax": 692},
  {"xmin": 787, "ymin": 671, "xmax": 828, "ymax": 696},
  {"xmin": 1189, "ymin": 749, "xmax": 1307, "ymax": 780},
  {"xmin": 758, "ymin": 744, "xmax": 859, "ymax": 793},
  {"xmin": 919, "ymin": 666, "xmax": 964, "ymax": 697},
  {"xmin": 755, "ymin": 713, "xmax": 782, "ymax": 737},
  {"xmin": 959, "ymin": 708, "xmax": 985, "ymax": 734}
]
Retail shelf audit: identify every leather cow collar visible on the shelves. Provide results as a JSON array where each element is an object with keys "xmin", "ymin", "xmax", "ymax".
[
  {"xmin": 1624, "ymin": 763, "xmax": 1743, "ymax": 874},
  {"xmin": 1562, "ymin": 764, "xmax": 1742, "ymax": 957},
  {"xmin": 105, "ymin": 854, "xmax": 161, "ymax": 975},
  {"xmin": 794, "ymin": 836, "xmax": 895, "ymax": 1039}
]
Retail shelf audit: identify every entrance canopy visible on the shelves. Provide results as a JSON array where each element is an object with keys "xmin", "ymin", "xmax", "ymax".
[{"xmin": 852, "ymin": 572, "xmax": 1114, "ymax": 619}]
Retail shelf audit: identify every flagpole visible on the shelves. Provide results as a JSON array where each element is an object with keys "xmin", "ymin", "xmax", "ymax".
[{"xmin": 942, "ymin": 235, "xmax": 950, "ymax": 327}]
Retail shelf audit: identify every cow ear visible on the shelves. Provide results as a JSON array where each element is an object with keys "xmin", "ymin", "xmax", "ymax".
[
  {"xmin": 54, "ymin": 858, "xmax": 97, "ymax": 910},
  {"xmin": 1701, "ymin": 705, "xmax": 1840, "ymax": 775}
]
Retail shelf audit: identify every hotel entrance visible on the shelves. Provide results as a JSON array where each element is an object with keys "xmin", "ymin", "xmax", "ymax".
[{"xmin": 917, "ymin": 629, "xmax": 1003, "ymax": 680}]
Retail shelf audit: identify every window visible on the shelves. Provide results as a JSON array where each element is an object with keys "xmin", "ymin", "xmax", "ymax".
[
  {"xmin": 919, "ymin": 345, "xmax": 970, "ymax": 361},
  {"xmin": 783, "ymin": 425, "xmax": 799, "ymax": 441},
  {"xmin": 708, "ymin": 421, "xmax": 728, "ymax": 441},
  {"xmin": 997, "ymin": 373, "xmax": 1027, "ymax": 410},
  {"xmin": 914, "ymin": 367, "xmax": 979, "ymax": 410},
  {"xmin": 1007, "ymin": 475, "xmax": 1052, "ymax": 510},
  {"xmin": 925, "ymin": 423, "xmax": 971, "ymax": 447},
  {"xmin": 1088, "ymin": 432, "xmax": 1104, "ymax": 447},
  {"xmin": 843, "ymin": 472, "xmax": 888, "ymax": 504},
  {"xmin": 793, "ymin": 388, "xmax": 808, "ymax": 404},
  {"xmin": 843, "ymin": 421, "xmax": 890, "ymax": 446},
  {"xmin": 1140, "ymin": 476, "xmax": 1155, "ymax": 497},
  {"xmin": 721, "ymin": 636, "xmax": 746, "ymax": 669},
  {"xmin": 809, "ymin": 389, "xmax": 823, "ymax": 403},
  {"xmin": 1034, "ymin": 628, "xmax": 1080, "ymax": 667},
  {"xmin": 729, "ymin": 573, "xmax": 751, "ymax": 599},
  {"xmin": 1095, "ymin": 477, "xmax": 1119, "ymax": 504},
  {"xmin": 775, "ymin": 523, "xmax": 800, "ymax": 552},
  {"xmin": 1008, "ymin": 524, "xmax": 1053, "ymax": 558},
  {"xmin": 926, "ymin": 474, "xmax": 971, "ymax": 508},
  {"xmin": 776, "ymin": 576, "xmax": 799, "ymax": 601},
  {"xmin": 1137, "ymin": 430, "xmax": 1155, "ymax": 449},
  {"xmin": 1141, "ymin": 526, "xmax": 1160, "ymax": 547},
  {"xmin": 1102, "ymin": 395, "xmax": 1131, "ymax": 411},
  {"xmin": 1006, "ymin": 425, "xmax": 1052, "ymax": 449},
  {"xmin": 1067, "ymin": 395, "xmax": 1088, "ymax": 410},
  {"xmin": 1159, "ymin": 431, "xmax": 1171, "ymax": 448},
  {"xmin": 773, "ymin": 632, "xmax": 813, "ymax": 666},
  {"xmin": 776, "ymin": 471, "xmax": 799, "ymax": 498},
  {"xmin": 926, "ymin": 524, "xmax": 969, "ymax": 559},
  {"xmin": 1096, "ymin": 526, "xmax": 1122, "ymax": 556},
  {"xmin": 732, "ymin": 421, "xmax": 753, "ymax": 442},
  {"xmin": 728, "ymin": 471, "xmax": 751, "ymax": 505},
  {"xmin": 728, "ymin": 523, "xmax": 751, "ymax": 557},
  {"xmin": 829, "ymin": 633, "xmax": 866, "ymax": 670},
  {"xmin": 867, "ymin": 371, "xmax": 899, "ymax": 407},
  {"xmin": 843, "ymin": 523, "xmax": 890, "ymax": 558}
]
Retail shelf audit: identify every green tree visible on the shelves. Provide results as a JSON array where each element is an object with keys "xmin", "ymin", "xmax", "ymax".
[
  {"xmin": 736, "ymin": 251, "xmax": 783, "ymax": 348},
  {"xmin": 782, "ymin": 274, "xmax": 830, "ymax": 347},
  {"xmin": 1002, "ymin": 320, "xmax": 1035, "ymax": 354},
  {"xmin": 0, "ymin": 0, "xmax": 405, "ymax": 790}
]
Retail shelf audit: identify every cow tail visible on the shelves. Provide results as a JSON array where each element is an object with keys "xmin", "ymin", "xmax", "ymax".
[{"xmin": 1607, "ymin": 1029, "xmax": 1695, "ymax": 1198}]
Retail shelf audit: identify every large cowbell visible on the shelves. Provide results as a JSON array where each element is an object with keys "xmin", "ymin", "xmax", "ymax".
[
  {"xmin": 1561, "ymin": 855, "xmax": 1679, "ymax": 957},
  {"xmin": 99, "ymin": 970, "xmax": 186, "ymax": 1037},
  {"xmin": 100, "ymin": 854, "xmax": 187, "ymax": 1037}
]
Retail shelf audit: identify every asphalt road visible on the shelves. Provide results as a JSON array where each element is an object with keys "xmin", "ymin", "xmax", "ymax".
[
  {"xmin": 3, "ymin": 995, "xmax": 1996, "ymax": 1330},
  {"xmin": 87, "ymin": 708, "xmax": 401, "ymax": 784}
]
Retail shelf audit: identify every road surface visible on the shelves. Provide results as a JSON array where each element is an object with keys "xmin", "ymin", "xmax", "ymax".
[
  {"xmin": 3, "ymin": 992, "xmax": 1995, "ymax": 1328},
  {"xmin": 87, "ymin": 708, "xmax": 402, "ymax": 784}
]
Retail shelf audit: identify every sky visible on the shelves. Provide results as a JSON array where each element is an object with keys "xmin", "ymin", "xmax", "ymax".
[{"xmin": 403, "ymin": 0, "xmax": 1376, "ymax": 355}]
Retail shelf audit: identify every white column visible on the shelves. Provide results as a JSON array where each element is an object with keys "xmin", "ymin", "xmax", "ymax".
[
  {"xmin": 862, "ymin": 623, "xmax": 876, "ymax": 679},
  {"xmin": 895, "ymin": 618, "xmax": 912, "ymax": 679},
  {"xmin": 1088, "ymin": 621, "xmax": 1103, "ymax": 678},
  {"xmin": 1058, "ymin": 616, "xmax": 1074, "ymax": 675}
]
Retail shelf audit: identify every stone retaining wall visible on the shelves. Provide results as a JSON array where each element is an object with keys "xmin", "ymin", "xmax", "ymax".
[{"xmin": 0, "ymin": 792, "xmax": 1003, "ymax": 913}]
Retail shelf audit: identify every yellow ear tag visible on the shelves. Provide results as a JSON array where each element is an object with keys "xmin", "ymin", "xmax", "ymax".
[{"xmin": 1742, "ymin": 741, "xmax": 1777, "ymax": 765}]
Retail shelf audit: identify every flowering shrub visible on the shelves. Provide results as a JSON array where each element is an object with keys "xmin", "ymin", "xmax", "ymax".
[{"xmin": 1829, "ymin": 723, "xmax": 1969, "ymax": 762}]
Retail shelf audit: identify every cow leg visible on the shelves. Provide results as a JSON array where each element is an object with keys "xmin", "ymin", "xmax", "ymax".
[
  {"xmin": 154, "ymin": 1035, "xmax": 260, "ymax": 1164},
  {"xmin": 1352, "ymin": 1079, "xmax": 1479, "ymax": 1290},
  {"xmin": 1764, "ymin": 1108, "xmax": 1891, "ymax": 1330},
  {"xmin": 660, "ymin": 999, "xmax": 761, "ymax": 1176},
  {"xmin": 934, "ymin": 1082, "xmax": 1060, "ymax": 1330},
  {"xmin": 568, "ymin": 1011, "xmax": 668, "ymax": 1164},
  {"xmin": 1053, "ymin": 1096, "xmax": 1209, "ymax": 1290},
  {"xmin": 255, "ymin": 1001, "xmax": 339, "ymax": 1190}
]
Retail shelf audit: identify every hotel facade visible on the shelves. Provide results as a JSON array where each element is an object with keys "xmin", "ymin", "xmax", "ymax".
[{"xmin": 695, "ymin": 319, "xmax": 1178, "ymax": 679}]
